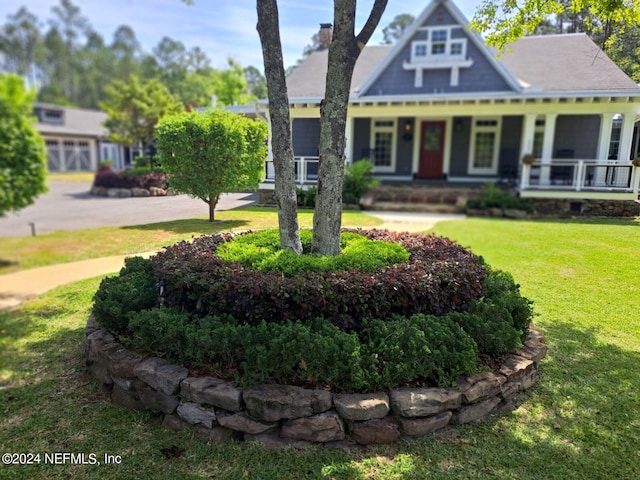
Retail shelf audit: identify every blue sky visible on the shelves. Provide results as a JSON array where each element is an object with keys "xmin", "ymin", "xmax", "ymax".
[{"xmin": 1, "ymin": 0, "xmax": 480, "ymax": 70}]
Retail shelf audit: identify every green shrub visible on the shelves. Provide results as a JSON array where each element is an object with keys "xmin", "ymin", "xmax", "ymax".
[
  {"xmin": 361, "ymin": 315, "xmax": 478, "ymax": 389},
  {"xmin": 126, "ymin": 311, "xmax": 368, "ymax": 391},
  {"xmin": 154, "ymin": 231, "xmax": 486, "ymax": 331},
  {"xmin": 466, "ymin": 183, "xmax": 533, "ymax": 212},
  {"xmin": 122, "ymin": 165, "xmax": 167, "ymax": 176},
  {"xmin": 296, "ymin": 186, "xmax": 317, "ymax": 207},
  {"xmin": 343, "ymin": 159, "xmax": 380, "ymax": 205},
  {"xmin": 216, "ymin": 230, "xmax": 409, "ymax": 276},
  {"xmin": 96, "ymin": 230, "xmax": 535, "ymax": 392},
  {"xmin": 479, "ymin": 268, "xmax": 533, "ymax": 339},
  {"xmin": 92, "ymin": 257, "xmax": 158, "ymax": 334},
  {"xmin": 134, "ymin": 156, "xmax": 150, "ymax": 168}
]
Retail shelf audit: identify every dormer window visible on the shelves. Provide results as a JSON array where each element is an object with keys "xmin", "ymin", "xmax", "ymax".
[
  {"xmin": 40, "ymin": 108, "xmax": 64, "ymax": 124},
  {"xmin": 414, "ymin": 44, "xmax": 427, "ymax": 57},
  {"xmin": 404, "ymin": 25, "xmax": 473, "ymax": 88},
  {"xmin": 431, "ymin": 30, "xmax": 447, "ymax": 55}
]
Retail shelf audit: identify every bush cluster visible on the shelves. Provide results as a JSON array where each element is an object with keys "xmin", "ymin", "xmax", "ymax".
[
  {"xmin": 295, "ymin": 159, "xmax": 379, "ymax": 207},
  {"xmin": 150, "ymin": 230, "xmax": 485, "ymax": 330},
  {"xmin": 92, "ymin": 230, "xmax": 533, "ymax": 392},
  {"xmin": 93, "ymin": 169, "xmax": 169, "ymax": 190},
  {"xmin": 216, "ymin": 230, "xmax": 409, "ymax": 276},
  {"xmin": 466, "ymin": 183, "xmax": 533, "ymax": 212},
  {"xmin": 342, "ymin": 159, "xmax": 380, "ymax": 205}
]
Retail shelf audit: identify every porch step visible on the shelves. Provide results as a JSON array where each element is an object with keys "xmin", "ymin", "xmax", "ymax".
[{"xmin": 361, "ymin": 185, "xmax": 480, "ymax": 214}]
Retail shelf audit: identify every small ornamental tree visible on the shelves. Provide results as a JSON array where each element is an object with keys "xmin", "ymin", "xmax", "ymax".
[
  {"xmin": 155, "ymin": 109, "xmax": 268, "ymax": 221},
  {"xmin": 0, "ymin": 73, "xmax": 47, "ymax": 217},
  {"xmin": 101, "ymin": 75, "xmax": 184, "ymax": 154}
]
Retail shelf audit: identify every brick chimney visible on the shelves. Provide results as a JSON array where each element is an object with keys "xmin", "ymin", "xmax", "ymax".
[{"xmin": 318, "ymin": 23, "xmax": 333, "ymax": 50}]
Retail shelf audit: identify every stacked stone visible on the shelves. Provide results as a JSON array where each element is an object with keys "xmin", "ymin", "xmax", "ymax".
[
  {"xmin": 90, "ymin": 186, "xmax": 175, "ymax": 197},
  {"xmin": 85, "ymin": 317, "xmax": 547, "ymax": 447}
]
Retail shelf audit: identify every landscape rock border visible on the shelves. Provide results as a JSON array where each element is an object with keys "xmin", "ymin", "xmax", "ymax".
[
  {"xmin": 85, "ymin": 316, "xmax": 547, "ymax": 447},
  {"xmin": 90, "ymin": 186, "xmax": 176, "ymax": 198}
]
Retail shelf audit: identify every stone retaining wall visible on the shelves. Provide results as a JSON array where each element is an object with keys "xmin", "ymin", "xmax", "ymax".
[
  {"xmin": 85, "ymin": 316, "xmax": 547, "ymax": 447},
  {"xmin": 527, "ymin": 198, "xmax": 639, "ymax": 217},
  {"xmin": 90, "ymin": 186, "xmax": 175, "ymax": 198}
]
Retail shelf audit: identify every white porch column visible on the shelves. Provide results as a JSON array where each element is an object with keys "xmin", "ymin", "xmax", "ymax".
[
  {"xmin": 618, "ymin": 112, "xmax": 636, "ymax": 162},
  {"xmin": 345, "ymin": 116, "xmax": 354, "ymax": 165},
  {"xmin": 540, "ymin": 113, "xmax": 557, "ymax": 185},
  {"xmin": 519, "ymin": 113, "xmax": 537, "ymax": 159},
  {"xmin": 596, "ymin": 113, "xmax": 616, "ymax": 162}
]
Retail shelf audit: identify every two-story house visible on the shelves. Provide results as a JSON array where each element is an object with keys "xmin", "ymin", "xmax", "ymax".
[{"xmin": 259, "ymin": 0, "xmax": 640, "ymax": 213}]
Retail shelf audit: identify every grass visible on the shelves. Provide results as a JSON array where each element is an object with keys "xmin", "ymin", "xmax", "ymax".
[
  {"xmin": 1, "ymin": 217, "xmax": 639, "ymax": 479},
  {"xmin": 47, "ymin": 172, "xmax": 96, "ymax": 183},
  {"xmin": 0, "ymin": 207, "xmax": 381, "ymax": 274}
]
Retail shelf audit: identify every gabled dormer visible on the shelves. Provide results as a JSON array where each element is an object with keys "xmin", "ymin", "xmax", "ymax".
[
  {"xmin": 403, "ymin": 23, "xmax": 474, "ymax": 88},
  {"xmin": 357, "ymin": 0, "xmax": 521, "ymax": 97}
]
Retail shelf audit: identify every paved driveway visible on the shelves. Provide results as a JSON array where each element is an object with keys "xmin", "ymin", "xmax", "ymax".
[{"xmin": 0, "ymin": 182, "xmax": 258, "ymax": 238}]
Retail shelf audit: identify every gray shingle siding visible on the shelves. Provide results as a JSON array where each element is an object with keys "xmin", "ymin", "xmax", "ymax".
[
  {"xmin": 292, "ymin": 118, "xmax": 320, "ymax": 157},
  {"xmin": 361, "ymin": 13, "xmax": 514, "ymax": 97}
]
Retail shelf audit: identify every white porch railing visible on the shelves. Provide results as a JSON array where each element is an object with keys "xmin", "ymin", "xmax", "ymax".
[
  {"xmin": 264, "ymin": 156, "xmax": 319, "ymax": 185},
  {"xmin": 520, "ymin": 160, "xmax": 640, "ymax": 195}
]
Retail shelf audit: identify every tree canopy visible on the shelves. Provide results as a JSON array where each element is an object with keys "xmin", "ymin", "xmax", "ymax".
[
  {"xmin": 101, "ymin": 75, "xmax": 184, "ymax": 150},
  {"xmin": 155, "ymin": 109, "xmax": 268, "ymax": 221},
  {"xmin": 382, "ymin": 14, "xmax": 415, "ymax": 44},
  {"xmin": 0, "ymin": 73, "xmax": 47, "ymax": 216},
  {"xmin": 0, "ymin": 0, "xmax": 267, "ymax": 109},
  {"xmin": 471, "ymin": 0, "xmax": 640, "ymax": 50}
]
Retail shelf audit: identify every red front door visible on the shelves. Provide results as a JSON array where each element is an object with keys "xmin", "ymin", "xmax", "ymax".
[{"xmin": 418, "ymin": 121, "xmax": 445, "ymax": 179}]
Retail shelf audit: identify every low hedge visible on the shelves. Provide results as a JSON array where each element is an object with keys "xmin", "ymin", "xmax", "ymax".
[
  {"xmin": 92, "ymin": 169, "xmax": 169, "ymax": 190},
  {"xmin": 150, "ymin": 230, "xmax": 485, "ymax": 330},
  {"xmin": 216, "ymin": 230, "xmax": 410, "ymax": 275},
  {"xmin": 92, "ymin": 229, "xmax": 533, "ymax": 392}
]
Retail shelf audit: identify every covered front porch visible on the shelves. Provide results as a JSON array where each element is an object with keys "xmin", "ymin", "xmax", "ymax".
[{"xmin": 520, "ymin": 159, "xmax": 640, "ymax": 200}]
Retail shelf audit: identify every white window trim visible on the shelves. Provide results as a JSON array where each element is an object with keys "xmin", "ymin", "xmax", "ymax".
[
  {"xmin": 370, "ymin": 119, "xmax": 397, "ymax": 173},
  {"xmin": 404, "ymin": 25, "xmax": 472, "ymax": 88},
  {"xmin": 409, "ymin": 27, "xmax": 468, "ymax": 64},
  {"xmin": 469, "ymin": 117, "xmax": 501, "ymax": 175}
]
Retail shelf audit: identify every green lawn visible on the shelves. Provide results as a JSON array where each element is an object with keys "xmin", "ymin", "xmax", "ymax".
[
  {"xmin": 1, "ymin": 217, "xmax": 639, "ymax": 479},
  {"xmin": 0, "ymin": 207, "xmax": 381, "ymax": 274}
]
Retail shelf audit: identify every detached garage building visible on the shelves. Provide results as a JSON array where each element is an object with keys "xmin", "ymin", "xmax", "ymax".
[{"xmin": 33, "ymin": 103, "xmax": 132, "ymax": 172}]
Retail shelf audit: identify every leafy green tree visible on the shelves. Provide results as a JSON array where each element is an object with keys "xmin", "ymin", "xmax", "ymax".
[
  {"xmin": 0, "ymin": 74, "xmax": 47, "ymax": 216},
  {"xmin": 607, "ymin": 25, "xmax": 640, "ymax": 82},
  {"xmin": 155, "ymin": 109, "xmax": 268, "ymax": 221},
  {"xmin": 382, "ymin": 13, "xmax": 415, "ymax": 44},
  {"xmin": 101, "ymin": 75, "xmax": 184, "ymax": 152},
  {"xmin": 0, "ymin": 7, "xmax": 42, "ymax": 88},
  {"xmin": 471, "ymin": 0, "xmax": 640, "ymax": 49},
  {"xmin": 212, "ymin": 58, "xmax": 256, "ymax": 106},
  {"xmin": 243, "ymin": 65, "xmax": 267, "ymax": 99}
]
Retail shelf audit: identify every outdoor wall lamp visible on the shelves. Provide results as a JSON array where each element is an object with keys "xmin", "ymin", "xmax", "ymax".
[{"xmin": 403, "ymin": 120, "xmax": 413, "ymax": 141}]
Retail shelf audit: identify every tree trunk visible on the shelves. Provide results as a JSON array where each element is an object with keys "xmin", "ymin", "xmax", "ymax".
[
  {"xmin": 256, "ymin": 0, "xmax": 303, "ymax": 254},
  {"xmin": 207, "ymin": 194, "xmax": 219, "ymax": 222},
  {"xmin": 312, "ymin": 0, "xmax": 388, "ymax": 255}
]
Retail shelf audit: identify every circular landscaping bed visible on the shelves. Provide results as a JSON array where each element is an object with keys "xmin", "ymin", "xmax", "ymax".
[{"xmin": 86, "ymin": 229, "xmax": 546, "ymax": 445}]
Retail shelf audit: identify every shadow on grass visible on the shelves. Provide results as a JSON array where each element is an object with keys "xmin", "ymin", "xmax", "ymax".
[
  {"xmin": 2, "ymin": 297, "xmax": 639, "ymax": 478},
  {"xmin": 0, "ymin": 258, "xmax": 19, "ymax": 275},
  {"xmin": 121, "ymin": 219, "xmax": 248, "ymax": 235}
]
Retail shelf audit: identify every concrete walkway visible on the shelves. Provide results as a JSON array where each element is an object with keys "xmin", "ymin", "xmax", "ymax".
[{"xmin": 0, "ymin": 211, "xmax": 464, "ymax": 310}]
